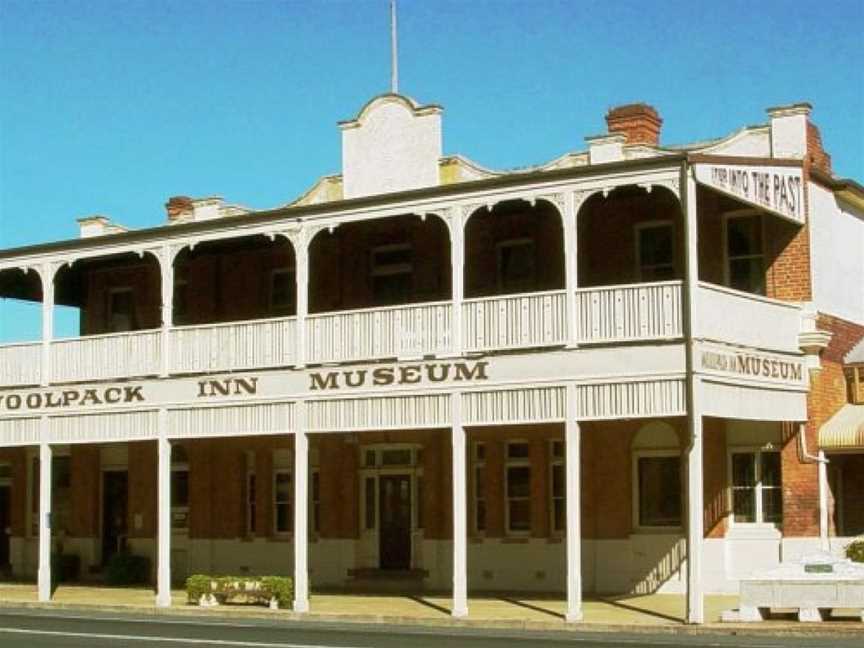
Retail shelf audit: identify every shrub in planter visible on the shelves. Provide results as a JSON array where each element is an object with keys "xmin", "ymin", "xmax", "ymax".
[
  {"xmin": 105, "ymin": 552, "xmax": 150, "ymax": 585},
  {"xmin": 845, "ymin": 539, "xmax": 864, "ymax": 563},
  {"xmin": 185, "ymin": 574, "xmax": 294, "ymax": 608},
  {"xmin": 186, "ymin": 575, "xmax": 211, "ymax": 604},
  {"xmin": 260, "ymin": 576, "xmax": 293, "ymax": 608}
]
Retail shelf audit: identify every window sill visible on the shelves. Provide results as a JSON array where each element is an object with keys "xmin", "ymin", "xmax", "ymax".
[
  {"xmin": 726, "ymin": 524, "xmax": 782, "ymax": 540},
  {"xmin": 631, "ymin": 526, "xmax": 683, "ymax": 535}
]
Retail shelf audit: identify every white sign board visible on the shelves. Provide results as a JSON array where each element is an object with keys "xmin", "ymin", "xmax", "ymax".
[{"xmin": 693, "ymin": 163, "xmax": 805, "ymax": 224}]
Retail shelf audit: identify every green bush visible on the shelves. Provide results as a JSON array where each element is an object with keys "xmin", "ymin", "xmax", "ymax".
[
  {"xmin": 105, "ymin": 552, "xmax": 150, "ymax": 585},
  {"xmin": 185, "ymin": 575, "xmax": 212, "ymax": 604},
  {"xmin": 185, "ymin": 574, "xmax": 293, "ymax": 608},
  {"xmin": 260, "ymin": 576, "xmax": 293, "ymax": 608},
  {"xmin": 846, "ymin": 539, "xmax": 864, "ymax": 563}
]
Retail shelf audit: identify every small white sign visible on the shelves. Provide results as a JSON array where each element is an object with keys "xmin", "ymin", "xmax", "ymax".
[{"xmin": 694, "ymin": 163, "xmax": 805, "ymax": 224}]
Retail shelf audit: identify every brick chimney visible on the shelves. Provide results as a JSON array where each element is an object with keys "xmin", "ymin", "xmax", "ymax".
[
  {"xmin": 605, "ymin": 103, "xmax": 662, "ymax": 146},
  {"xmin": 806, "ymin": 121, "xmax": 832, "ymax": 175},
  {"xmin": 165, "ymin": 195, "xmax": 194, "ymax": 222}
]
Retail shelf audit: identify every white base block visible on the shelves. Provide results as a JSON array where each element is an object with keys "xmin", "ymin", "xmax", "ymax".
[
  {"xmin": 798, "ymin": 607, "xmax": 823, "ymax": 623},
  {"xmin": 738, "ymin": 606, "xmax": 766, "ymax": 622}
]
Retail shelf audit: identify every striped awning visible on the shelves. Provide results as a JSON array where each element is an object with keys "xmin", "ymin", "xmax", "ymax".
[{"xmin": 820, "ymin": 404, "xmax": 864, "ymax": 450}]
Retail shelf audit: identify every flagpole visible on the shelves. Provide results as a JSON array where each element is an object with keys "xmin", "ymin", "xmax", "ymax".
[{"xmin": 390, "ymin": 0, "xmax": 399, "ymax": 94}]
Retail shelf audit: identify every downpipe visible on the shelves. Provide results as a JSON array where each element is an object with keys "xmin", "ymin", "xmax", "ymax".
[{"xmin": 797, "ymin": 423, "xmax": 830, "ymax": 552}]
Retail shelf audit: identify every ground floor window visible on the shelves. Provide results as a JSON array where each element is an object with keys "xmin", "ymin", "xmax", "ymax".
[
  {"xmin": 171, "ymin": 446, "xmax": 189, "ymax": 531},
  {"xmin": 549, "ymin": 441, "xmax": 565, "ymax": 534},
  {"xmin": 730, "ymin": 450, "xmax": 782, "ymax": 525},
  {"xmin": 274, "ymin": 470, "xmax": 293, "ymax": 534},
  {"xmin": 473, "ymin": 442, "xmax": 486, "ymax": 534},
  {"xmin": 506, "ymin": 441, "xmax": 531, "ymax": 534},
  {"xmin": 635, "ymin": 454, "xmax": 682, "ymax": 528}
]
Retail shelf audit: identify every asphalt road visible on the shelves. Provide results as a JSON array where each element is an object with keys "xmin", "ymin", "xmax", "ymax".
[{"xmin": 0, "ymin": 608, "xmax": 858, "ymax": 648}]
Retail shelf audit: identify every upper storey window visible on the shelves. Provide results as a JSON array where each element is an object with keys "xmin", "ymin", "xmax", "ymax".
[
  {"xmin": 635, "ymin": 222, "xmax": 675, "ymax": 282},
  {"xmin": 173, "ymin": 265, "xmax": 189, "ymax": 325},
  {"xmin": 497, "ymin": 238, "xmax": 536, "ymax": 293},
  {"xmin": 107, "ymin": 288, "xmax": 136, "ymax": 332},
  {"xmin": 371, "ymin": 243, "xmax": 413, "ymax": 306},
  {"xmin": 270, "ymin": 267, "xmax": 296, "ymax": 315},
  {"xmin": 725, "ymin": 213, "xmax": 765, "ymax": 295}
]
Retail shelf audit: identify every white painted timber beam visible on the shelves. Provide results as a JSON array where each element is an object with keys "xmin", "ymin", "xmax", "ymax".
[
  {"xmin": 156, "ymin": 412, "xmax": 172, "ymax": 608},
  {"xmin": 39, "ymin": 263, "xmax": 55, "ymax": 386},
  {"xmin": 683, "ymin": 166, "xmax": 704, "ymax": 625},
  {"xmin": 451, "ymin": 392, "xmax": 468, "ymax": 618},
  {"xmin": 37, "ymin": 440, "xmax": 52, "ymax": 602},
  {"xmin": 565, "ymin": 384, "xmax": 583, "ymax": 622},
  {"xmin": 293, "ymin": 401, "xmax": 310, "ymax": 613}
]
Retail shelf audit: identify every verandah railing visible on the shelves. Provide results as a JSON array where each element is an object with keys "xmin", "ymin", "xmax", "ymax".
[{"xmin": 0, "ymin": 282, "xmax": 688, "ymax": 385}]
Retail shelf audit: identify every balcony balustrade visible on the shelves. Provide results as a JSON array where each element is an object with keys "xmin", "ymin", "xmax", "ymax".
[
  {"xmin": 306, "ymin": 301, "xmax": 452, "ymax": 364},
  {"xmin": 52, "ymin": 330, "xmax": 163, "ymax": 383},
  {"xmin": 0, "ymin": 342, "xmax": 42, "ymax": 386},
  {"xmin": 694, "ymin": 282, "xmax": 802, "ymax": 353},
  {"xmin": 463, "ymin": 290, "xmax": 568, "ymax": 352},
  {"xmin": 0, "ymin": 280, "xmax": 806, "ymax": 387},
  {"xmin": 170, "ymin": 316, "xmax": 297, "ymax": 375}
]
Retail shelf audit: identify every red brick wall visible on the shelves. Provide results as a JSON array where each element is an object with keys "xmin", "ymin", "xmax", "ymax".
[
  {"xmin": 703, "ymin": 418, "xmax": 728, "ymax": 539},
  {"xmin": 127, "ymin": 442, "xmax": 156, "ymax": 539},
  {"xmin": 68, "ymin": 446, "xmax": 99, "ymax": 538},
  {"xmin": 81, "ymin": 261, "xmax": 161, "ymax": 334},
  {"xmin": 465, "ymin": 201, "xmax": 564, "ymax": 297},
  {"xmin": 0, "ymin": 448, "xmax": 27, "ymax": 537},
  {"xmin": 578, "ymin": 188, "xmax": 683, "ymax": 287},
  {"xmin": 782, "ymin": 314, "xmax": 864, "ymax": 536}
]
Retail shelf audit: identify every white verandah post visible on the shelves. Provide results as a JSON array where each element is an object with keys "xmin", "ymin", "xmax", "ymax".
[
  {"xmin": 294, "ymin": 232, "xmax": 310, "ymax": 368},
  {"xmin": 565, "ymin": 383, "xmax": 582, "ymax": 622},
  {"xmin": 293, "ymin": 401, "xmax": 310, "ymax": 613},
  {"xmin": 159, "ymin": 245, "xmax": 175, "ymax": 377},
  {"xmin": 37, "ymin": 439, "xmax": 52, "ymax": 602},
  {"xmin": 448, "ymin": 210, "xmax": 465, "ymax": 357},
  {"xmin": 156, "ymin": 411, "xmax": 172, "ymax": 607},
  {"xmin": 683, "ymin": 165, "xmax": 705, "ymax": 625},
  {"xmin": 563, "ymin": 193, "xmax": 579, "ymax": 348},
  {"xmin": 39, "ymin": 263, "xmax": 55, "ymax": 386},
  {"xmin": 451, "ymin": 392, "xmax": 468, "ymax": 618}
]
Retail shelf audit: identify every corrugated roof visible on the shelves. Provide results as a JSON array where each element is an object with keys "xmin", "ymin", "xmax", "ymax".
[
  {"xmin": 820, "ymin": 404, "xmax": 864, "ymax": 450},
  {"xmin": 846, "ymin": 337, "xmax": 864, "ymax": 364}
]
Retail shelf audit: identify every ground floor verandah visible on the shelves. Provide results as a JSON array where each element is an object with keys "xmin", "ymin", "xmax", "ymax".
[{"xmin": 0, "ymin": 412, "xmax": 845, "ymax": 625}]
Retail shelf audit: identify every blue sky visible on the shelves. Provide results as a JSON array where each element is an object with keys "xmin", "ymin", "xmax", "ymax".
[{"xmin": 1, "ymin": 0, "xmax": 862, "ymax": 341}]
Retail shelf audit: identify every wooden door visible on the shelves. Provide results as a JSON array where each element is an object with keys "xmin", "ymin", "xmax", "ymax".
[
  {"xmin": 378, "ymin": 475, "xmax": 411, "ymax": 570},
  {"xmin": 0, "ymin": 487, "xmax": 10, "ymax": 567},
  {"xmin": 101, "ymin": 471, "xmax": 128, "ymax": 565}
]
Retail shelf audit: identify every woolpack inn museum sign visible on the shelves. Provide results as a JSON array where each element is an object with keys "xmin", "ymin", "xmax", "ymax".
[{"xmin": 0, "ymin": 360, "xmax": 492, "ymax": 414}]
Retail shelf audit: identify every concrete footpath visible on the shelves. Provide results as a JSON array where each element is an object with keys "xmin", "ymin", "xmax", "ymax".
[{"xmin": 0, "ymin": 583, "xmax": 861, "ymax": 639}]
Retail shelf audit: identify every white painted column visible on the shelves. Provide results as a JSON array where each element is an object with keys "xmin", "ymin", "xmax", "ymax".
[
  {"xmin": 40, "ymin": 263, "xmax": 55, "ymax": 386},
  {"xmin": 565, "ymin": 384, "xmax": 582, "ymax": 622},
  {"xmin": 293, "ymin": 401, "xmax": 310, "ymax": 613},
  {"xmin": 295, "ymin": 234, "xmax": 309, "ymax": 368},
  {"xmin": 563, "ymin": 193, "xmax": 579, "ymax": 348},
  {"xmin": 37, "ymin": 440, "xmax": 52, "ymax": 602},
  {"xmin": 156, "ymin": 411, "xmax": 172, "ymax": 608},
  {"xmin": 159, "ymin": 246, "xmax": 175, "ymax": 377},
  {"xmin": 451, "ymin": 392, "xmax": 468, "ymax": 618},
  {"xmin": 686, "ymin": 377, "xmax": 704, "ymax": 624},
  {"xmin": 449, "ymin": 212, "xmax": 465, "ymax": 357},
  {"xmin": 818, "ymin": 449, "xmax": 829, "ymax": 551},
  {"xmin": 682, "ymin": 167, "xmax": 704, "ymax": 625}
]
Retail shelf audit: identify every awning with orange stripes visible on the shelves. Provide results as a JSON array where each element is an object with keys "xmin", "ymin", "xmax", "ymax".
[{"xmin": 820, "ymin": 404, "xmax": 864, "ymax": 450}]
